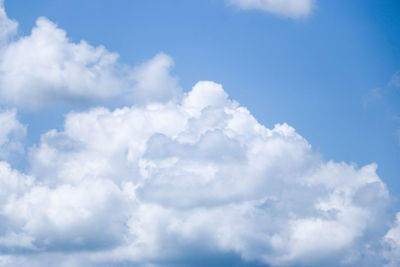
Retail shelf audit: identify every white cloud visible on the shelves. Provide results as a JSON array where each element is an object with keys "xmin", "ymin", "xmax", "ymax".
[
  {"xmin": 383, "ymin": 213, "xmax": 400, "ymax": 267},
  {"xmin": 3, "ymin": 178, "xmax": 129, "ymax": 252},
  {"xmin": 131, "ymin": 53, "xmax": 182, "ymax": 105},
  {"xmin": 0, "ymin": 17, "xmax": 124, "ymax": 108},
  {"xmin": 0, "ymin": 0, "xmax": 17, "ymax": 46},
  {"xmin": 361, "ymin": 88, "xmax": 383, "ymax": 109},
  {"xmin": 0, "ymin": 109, "xmax": 26, "ymax": 159},
  {"xmin": 389, "ymin": 70, "xmax": 400, "ymax": 88},
  {"xmin": 227, "ymin": 0, "xmax": 316, "ymax": 18},
  {"xmin": 0, "ymin": 2, "xmax": 397, "ymax": 266},
  {"xmin": 0, "ymin": 81, "xmax": 391, "ymax": 266},
  {"xmin": 0, "ymin": 4, "xmax": 180, "ymax": 108}
]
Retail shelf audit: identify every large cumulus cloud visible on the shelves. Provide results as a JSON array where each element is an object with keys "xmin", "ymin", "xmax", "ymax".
[
  {"xmin": 0, "ymin": 1, "xmax": 399, "ymax": 266},
  {"xmin": 0, "ymin": 81, "xmax": 395, "ymax": 266}
]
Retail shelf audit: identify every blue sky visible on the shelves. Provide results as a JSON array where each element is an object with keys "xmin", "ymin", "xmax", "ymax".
[{"xmin": 0, "ymin": 0, "xmax": 399, "ymax": 266}]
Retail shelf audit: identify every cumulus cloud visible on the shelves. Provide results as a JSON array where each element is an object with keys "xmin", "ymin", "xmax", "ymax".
[
  {"xmin": 0, "ymin": 2, "xmax": 180, "ymax": 108},
  {"xmin": 0, "ymin": 1, "xmax": 398, "ymax": 266},
  {"xmin": 227, "ymin": 0, "xmax": 316, "ymax": 18},
  {"xmin": 131, "ymin": 53, "xmax": 181, "ymax": 105},
  {"xmin": 0, "ymin": 109, "xmax": 26, "ymax": 160},
  {"xmin": 0, "ymin": 81, "xmax": 394, "ymax": 266},
  {"xmin": 383, "ymin": 213, "xmax": 400, "ymax": 267},
  {"xmin": 0, "ymin": 0, "xmax": 17, "ymax": 45},
  {"xmin": 0, "ymin": 17, "xmax": 125, "ymax": 108}
]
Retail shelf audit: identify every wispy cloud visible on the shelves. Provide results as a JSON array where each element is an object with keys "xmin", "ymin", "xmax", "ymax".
[
  {"xmin": 226, "ymin": 0, "xmax": 316, "ymax": 18},
  {"xmin": 389, "ymin": 70, "xmax": 400, "ymax": 88},
  {"xmin": 361, "ymin": 88, "xmax": 383, "ymax": 109}
]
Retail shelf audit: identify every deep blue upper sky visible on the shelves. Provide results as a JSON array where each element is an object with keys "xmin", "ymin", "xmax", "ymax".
[{"xmin": 5, "ymin": 0, "xmax": 400, "ymax": 205}]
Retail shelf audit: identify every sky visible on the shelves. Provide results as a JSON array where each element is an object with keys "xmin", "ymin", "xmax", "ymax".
[{"xmin": 0, "ymin": 0, "xmax": 399, "ymax": 266}]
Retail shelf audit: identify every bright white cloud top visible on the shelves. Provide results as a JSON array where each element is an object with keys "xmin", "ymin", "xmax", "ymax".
[
  {"xmin": 0, "ymin": 8, "xmax": 179, "ymax": 108},
  {"xmin": 227, "ymin": 0, "xmax": 316, "ymax": 18},
  {"xmin": 0, "ymin": 1, "xmax": 399, "ymax": 267}
]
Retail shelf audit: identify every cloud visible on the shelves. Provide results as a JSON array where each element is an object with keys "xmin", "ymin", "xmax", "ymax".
[
  {"xmin": 0, "ymin": 1, "xmax": 398, "ymax": 266},
  {"xmin": 0, "ymin": 3, "xmax": 180, "ymax": 108},
  {"xmin": 0, "ymin": 109, "xmax": 26, "ymax": 160},
  {"xmin": 0, "ymin": 0, "xmax": 17, "ymax": 45},
  {"xmin": 0, "ymin": 81, "xmax": 393, "ymax": 266},
  {"xmin": 361, "ymin": 88, "xmax": 383, "ymax": 109},
  {"xmin": 131, "ymin": 53, "xmax": 181, "ymax": 105},
  {"xmin": 396, "ymin": 129, "xmax": 400, "ymax": 145},
  {"xmin": 0, "ymin": 16, "xmax": 125, "ymax": 108},
  {"xmin": 383, "ymin": 213, "xmax": 400, "ymax": 267},
  {"xmin": 227, "ymin": 0, "xmax": 316, "ymax": 18},
  {"xmin": 389, "ymin": 71, "xmax": 400, "ymax": 88}
]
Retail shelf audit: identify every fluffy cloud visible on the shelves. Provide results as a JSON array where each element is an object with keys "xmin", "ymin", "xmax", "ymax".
[
  {"xmin": 0, "ymin": 2, "xmax": 179, "ymax": 108},
  {"xmin": 0, "ymin": 1, "xmax": 398, "ymax": 266},
  {"xmin": 0, "ymin": 81, "xmax": 394, "ymax": 266},
  {"xmin": 227, "ymin": 0, "xmax": 316, "ymax": 18},
  {"xmin": 0, "ymin": 0, "xmax": 17, "ymax": 45},
  {"xmin": 0, "ymin": 17, "xmax": 124, "ymax": 108},
  {"xmin": 383, "ymin": 213, "xmax": 400, "ymax": 267},
  {"xmin": 0, "ymin": 109, "xmax": 26, "ymax": 160},
  {"xmin": 131, "ymin": 53, "xmax": 181, "ymax": 105}
]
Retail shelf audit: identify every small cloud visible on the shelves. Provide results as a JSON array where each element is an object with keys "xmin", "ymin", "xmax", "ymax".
[
  {"xmin": 0, "ymin": 10, "xmax": 181, "ymax": 109},
  {"xmin": 226, "ymin": 0, "xmax": 316, "ymax": 18},
  {"xmin": 361, "ymin": 88, "xmax": 383, "ymax": 109},
  {"xmin": 389, "ymin": 71, "xmax": 400, "ymax": 88}
]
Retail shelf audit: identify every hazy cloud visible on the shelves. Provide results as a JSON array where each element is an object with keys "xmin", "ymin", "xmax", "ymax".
[
  {"xmin": 389, "ymin": 71, "xmax": 400, "ymax": 88},
  {"xmin": 227, "ymin": 0, "xmax": 316, "ymax": 18}
]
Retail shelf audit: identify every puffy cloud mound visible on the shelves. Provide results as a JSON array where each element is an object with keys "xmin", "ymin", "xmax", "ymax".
[
  {"xmin": 131, "ymin": 53, "xmax": 182, "ymax": 105},
  {"xmin": 383, "ymin": 213, "xmax": 400, "ymax": 267},
  {"xmin": 227, "ymin": 0, "xmax": 316, "ymax": 18},
  {"xmin": 0, "ymin": 17, "xmax": 123, "ymax": 108},
  {"xmin": 0, "ymin": 1, "xmax": 398, "ymax": 266},
  {"xmin": 0, "ymin": 0, "xmax": 17, "ymax": 45},
  {"xmin": 0, "ymin": 1, "xmax": 180, "ymax": 108},
  {"xmin": 0, "ymin": 109, "xmax": 26, "ymax": 160},
  {"xmin": 0, "ymin": 81, "xmax": 394, "ymax": 266}
]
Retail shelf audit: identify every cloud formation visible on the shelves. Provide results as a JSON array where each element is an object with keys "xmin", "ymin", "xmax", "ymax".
[
  {"xmin": 389, "ymin": 71, "xmax": 400, "ymax": 88},
  {"xmin": 384, "ymin": 213, "xmax": 400, "ymax": 267},
  {"xmin": 0, "ymin": 17, "xmax": 123, "ymax": 108},
  {"xmin": 0, "ymin": 81, "xmax": 395, "ymax": 266},
  {"xmin": 0, "ymin": 3, "xmax": 179, "ymax": 108},
  {"xmin": 0, "ymin": 0, "xmax": 17, "ymax": 45},
  {"xmin": 227, "ymin": 0, "xmax": 316, "ymax": 18},
  {"xmin": 0, "ymin": 1, "xmax": 398, "ymax": 266},
  {"xmin": 0, "ymin": 109, "xmax": 26, "ymax": 160}
]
